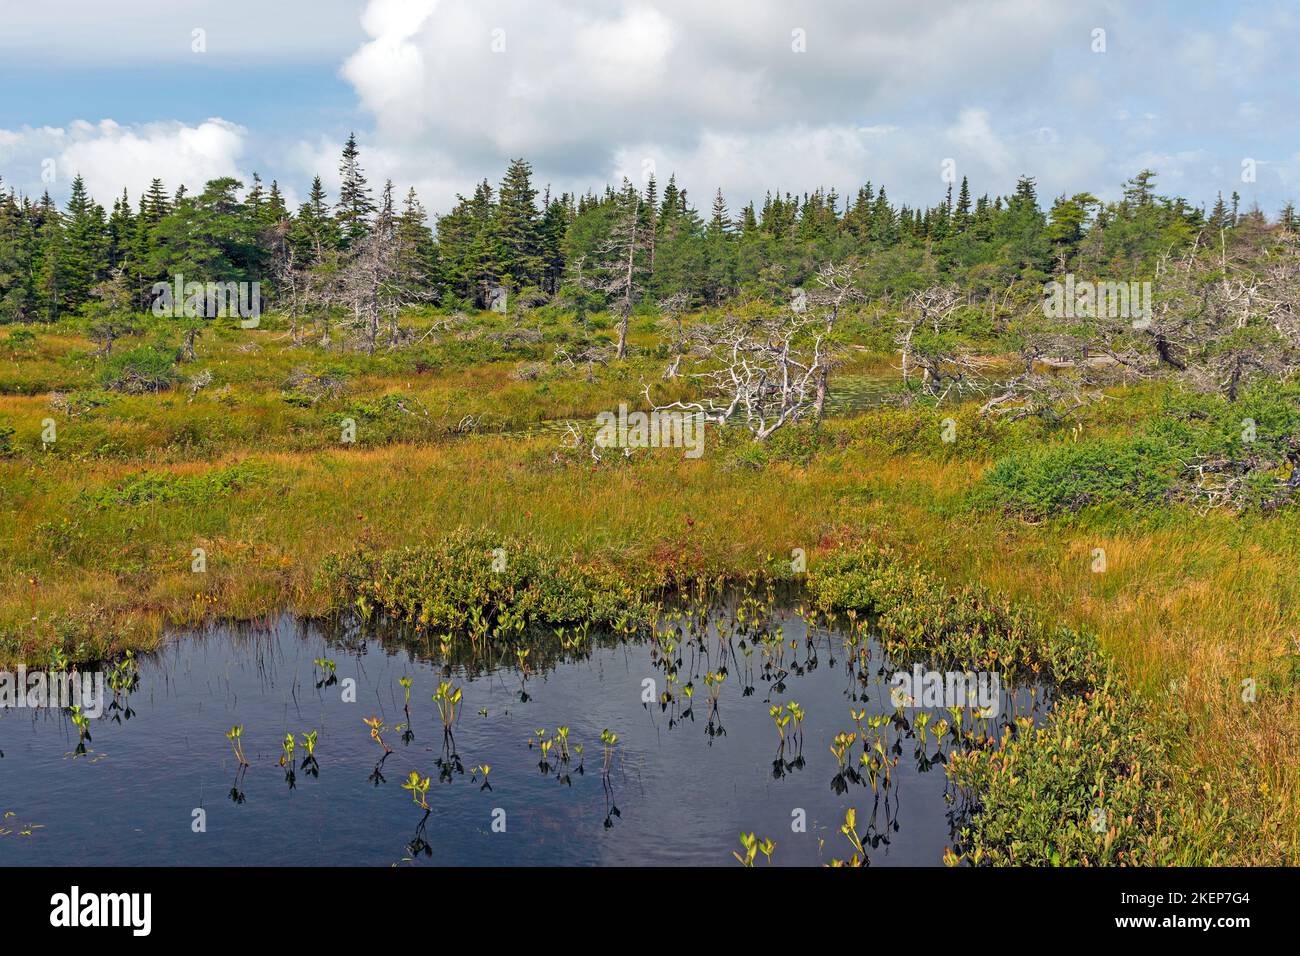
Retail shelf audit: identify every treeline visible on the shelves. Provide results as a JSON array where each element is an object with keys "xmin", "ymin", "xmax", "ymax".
[{"xmin": 2, "ymin": 130, "xmax": 1297, "ymax": 325}]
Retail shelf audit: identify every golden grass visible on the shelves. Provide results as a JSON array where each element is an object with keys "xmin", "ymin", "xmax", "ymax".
[{"xmin": 1, "ymin": 321, "xmax": 1296, "ymax": 863}]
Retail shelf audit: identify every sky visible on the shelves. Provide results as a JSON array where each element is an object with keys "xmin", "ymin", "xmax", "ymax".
[{"xmin": 2, "ymin": 0, "xmax": 1298, "ymax": 219}]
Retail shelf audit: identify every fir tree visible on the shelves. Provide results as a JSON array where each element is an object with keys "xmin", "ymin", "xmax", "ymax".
[
  {"xmin": 954, "ymin": 176, "xmax": 972, "ymax": 232},
  {"xmin": 495, "ymin": 158, "xmax": 543, "ymax": 290},
  {"xmin": 336, "ymin": 132, "xmax": 376, "ymax": 246}
]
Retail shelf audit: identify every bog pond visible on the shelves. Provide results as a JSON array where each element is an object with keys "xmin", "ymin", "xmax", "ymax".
[{"xmin": 1, "ymin": 595, "xmax": 1049, "ymax": 866}]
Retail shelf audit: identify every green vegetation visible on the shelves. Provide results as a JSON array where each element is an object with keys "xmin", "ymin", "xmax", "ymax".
[{"xmin": 1, "ymin": 148, "xmax": 1297, "ymax": 866}]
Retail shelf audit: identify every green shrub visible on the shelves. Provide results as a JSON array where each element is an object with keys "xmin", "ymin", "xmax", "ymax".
[
  {"xmin": 807, "ymin": 545, "xmax": 1190, "ymax": 865},
  {"xmin": 90, "ymin": 462, "xmax": 264, "ymax": 507},
  {"xmin": 979, "ymin": 380, "xmax": 1300, "ymax": 518},
  {"xmin": 101, "ymin": 345, "xmax": 181, "ymax": 393},
  {"xmin": 318, "ymin": 528, "xmax": 659, "ymax": 637},
  {"xmin": 979, "ymin": 435, "xmax": 1176, "ymax": 518}
]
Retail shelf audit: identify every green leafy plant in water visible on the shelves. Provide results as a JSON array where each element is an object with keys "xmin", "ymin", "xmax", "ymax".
[
  {"xmin": 106, "ymin": 650, "xmax": 138, "ymax": 693},
  {"xmin": 733, "ymin": 832, "xmax": 776, "ymax": 867},
  {"xmin": 398, "ymin": 675, "xmax": 412, "ymax": 707},
  {"xmin": 828, "ymin": 808, "xmax": 867, "ymax": 867},
  {"xmin": 433, "ymin": 681, "xmax": 463, "ymax": 735},
  {"xmin": 599, "ymin": 728, "xmax": 619, "ymax": 776},
  {"xmin": 68, "ymin": 705, "xmax": 92, "ymax": 754},
  {"xmin": 914, "ymin": 710, "xmax": 931, "ymax": 748},
  {"xmin": 396, "ymin": 676, "xmax": 415, "ymax": 743},
  {"xmin": 829, "ymin": 730, "xmax": 862, "ymax": 794},
  {"xmin": 363, "ymin": 716, "xmax": 392, "ymax": 754},
  {"xmin": 704, "ymin": 670, "xmax": 726, "ymax": 736},
  {"xmin": 226, "ymin": 725, "xmax": 249, "ymax": 766},
  {"xmin": 313, "ymin": 658, "xmax": 337, "ymax": 688},
  {"xmin": 299, "ymin": 730, "xmax": 320, "ymax": 776},
  {"xmin": 555, "ymin": 725, "xmax": 571, "ymax": 762},
  {"xmin": 829, "ymin": 731, "xmax": 857, "ymax": 771},
  {"xmin": 769, "ymin": 704, "xmax": 790, "ymax": 749},
  {"xmin": 279, "ymin": 732, "xmax": 295, "ymax": 768},
  {"xmin": 402, "ymin": 771, "xmax": 431, "ymax": 809}
]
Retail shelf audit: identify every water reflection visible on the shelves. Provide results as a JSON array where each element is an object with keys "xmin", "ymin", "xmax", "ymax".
[{"xmin": 1, "ymin": 589, "xmax": 1049, "ymax": 867}]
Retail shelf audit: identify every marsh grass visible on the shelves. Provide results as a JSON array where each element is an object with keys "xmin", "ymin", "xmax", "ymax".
[{"xmin": 0, "ymin": 313, "xmax": 1295, "ymax": 864}]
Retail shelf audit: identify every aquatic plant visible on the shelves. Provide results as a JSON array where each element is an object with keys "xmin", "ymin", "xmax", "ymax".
[
  {"xmin": 598, "ymin": 728, "xmax": 619, "ymax": 776},
  {"xmin": 312, "ymin": 657, "xmax": 338, "ymax": 688},
  {"xmin": 733, "ymin": 832, "xmax": 776, "ymax": 867},
  {"xmin": 828, "ymin": 729, "xmax": 861, "ymax": 794},
  {"xmin": 68, "ymin": 705, "xmax": 92, "ymax": 753},
  {"xmin": 679, "ymin": 683, "xmax": 696, "ymax": 722},
  {"xmin": 471, "ymin": 764, "xmax": 492, "ymax": 791},
  {"xmin": 106, "ymin": 650, "xmax": 138, "ymax": 694},
  {"xmin": 363, "ymin": 716, "xmax": 392, "ymax": 754},
  {"xmin": 402, "ymin": 771, "xmax": 431, "ymax": 809},
  {"xmin": 397, "ymin": 676, "xmax": 415, "ymax": 743},
  {"xmin": 299, "ymin": 730, "xmax": 320, "ymax": 776},
  {"xmin": 554, "ymin": 725, "xmax": 572, "ymax": 762},
  {"xmin": 768, "ymin": 704, "xmax": 790, "ymax": 749},
  {"xmin": 703, "ymin": 670, "xmax": 726, "ymax": 736},
  {"xmin": 225, "ymin": 725, "xmax": 249, "ymax": 766},
  {"xmin": 398, "ymin": 675, "xmax": 412, "ymax": 707},
  {"xmin": 829, "ymin": 731, "xmax": 857, "ymax": 771},
  {"xmin": 433, "ymin": 681, "xmax": 463, "ymax": 734},
  {"xmin": 828, "ymin": 808, "xmax": 867, "ymax": 867},
  {"xmin": 915, "ymin": 710, "xmax": 931, "ymax": 748},
  {"xmin": 279, "ymin": 732, "xmax": 295, "ymax": 767}
]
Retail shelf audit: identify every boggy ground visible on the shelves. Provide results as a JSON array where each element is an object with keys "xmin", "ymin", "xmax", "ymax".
[{"xmin": 1, "ymin": 309, "xmax": 1297, "ymax": 865}]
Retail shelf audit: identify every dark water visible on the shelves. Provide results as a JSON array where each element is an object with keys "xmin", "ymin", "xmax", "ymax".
[{"xmin": 0, "ymin": 604, "xmax": 1047, "ymax": 867}]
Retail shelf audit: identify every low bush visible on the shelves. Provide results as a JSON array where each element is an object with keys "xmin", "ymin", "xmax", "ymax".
[
  {"xmin": 978, "ymin": 434, "xmax": 1177, "ymax": 518},
  {"xmin": 317, "ymin": 528, "xmax": 660, "ymax": 638},
  {"xmin": 808, "ymin": 545, "xmax": 1191, "ymax": 865},
  {"xmin": 100, "ymin": 345, "xmax": 181, "ymax": 393},
  {"xmin": 90, "ymin": 462, "xmax": 265, "ymax": 507}
]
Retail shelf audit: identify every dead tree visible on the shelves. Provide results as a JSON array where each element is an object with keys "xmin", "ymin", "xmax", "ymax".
[
  {"xmin": 578, "ymin": 185, "xmax": 648, "ymax": 360},
  {"xmin": 893, "ymin": 284, "xmax": 983, "ymax": 403},
  {"xmin": 646, "ymin": 310, "xmax": 825, "ymax": 441},
  {"xmin": 314, "ymin": 207, "xmax": 432, "ymax": 354},
  {"xmin": 657, "ymin": 290, "xmax": 692, "ymax": 379},
  {"xmin": 804, "ymin": 261, "xmax": 864, "ymax": 419},
  {"xmin": 978, "ymin": 331, "xmax": 1104, "ymax": 421}
]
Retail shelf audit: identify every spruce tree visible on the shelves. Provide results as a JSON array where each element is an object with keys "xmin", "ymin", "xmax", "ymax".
[
  {"xmin": 709, "ymin": 188, "xmax": 730, "ymax": 234},
  {"xmin": 336, "ymin": 132, "xmax": 376, "ymax": 246},
  {"xmin": 396, "ymin": 187, "xmax": 439, "ymax": 299},
  {"xmin": 58, "ymin": 174, "xmax": 110, "ymax": 313},
  {"xmin": 495, "ymin": 158, "xmax": 543, "ymax": 290},
  {"xmin": 0, "ymin": 182, "xmax": 38, "ymax": 321},
  {"xmin": 954, "ymin": 176, "xmax": 972, "ymax": 232},
  {"xmin": 293, "ymin": 176, "xmax": 336, "ymax": 259}
]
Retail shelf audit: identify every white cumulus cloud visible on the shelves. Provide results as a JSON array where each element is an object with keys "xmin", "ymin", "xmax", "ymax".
[{"xmin": 0, "ymin": 119, "xmax": 249, "ymax": 205}]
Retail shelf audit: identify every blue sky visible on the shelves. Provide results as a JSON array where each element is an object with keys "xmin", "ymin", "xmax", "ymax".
[{"xmin": 3, "ymin": 0, "xmax": 1298, "ymax": 218}]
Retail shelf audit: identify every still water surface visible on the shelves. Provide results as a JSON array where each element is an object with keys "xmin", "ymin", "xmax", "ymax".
[{"xmin": 1, "ymin": 604, "xmax": 1046, "ymax": 866}]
